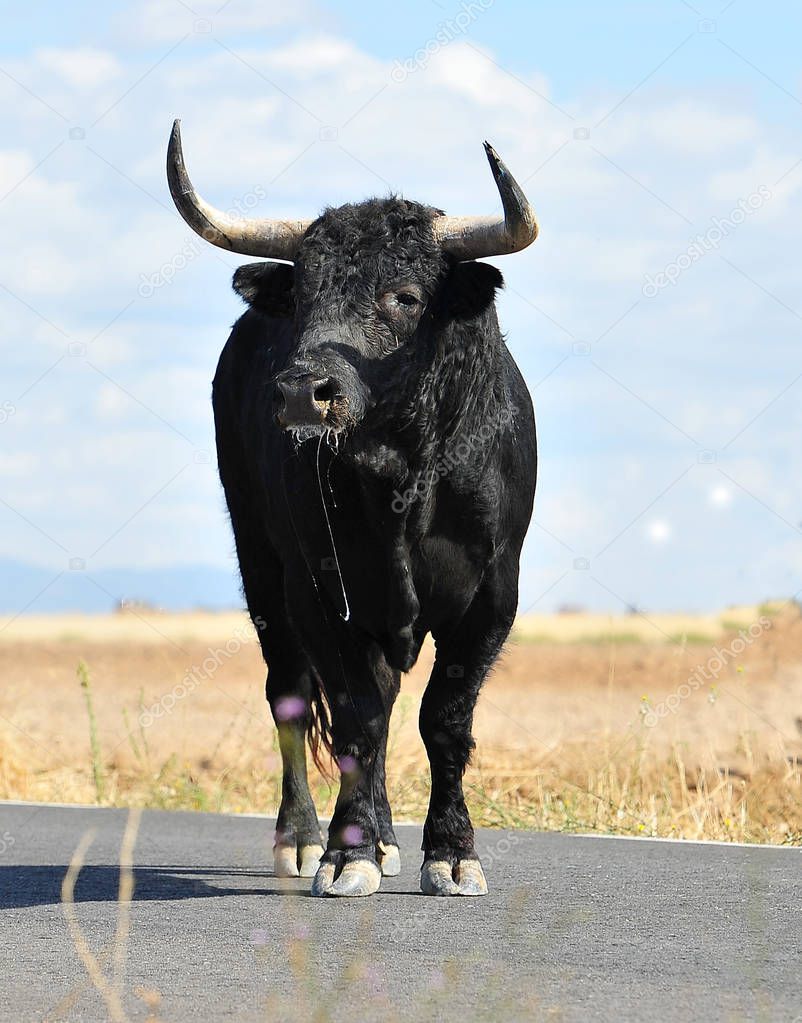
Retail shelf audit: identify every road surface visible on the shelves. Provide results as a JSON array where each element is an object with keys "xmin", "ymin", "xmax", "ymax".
[{"xmin": 0, "ymin": 802, "xmax": 799, "ymax": 1022}]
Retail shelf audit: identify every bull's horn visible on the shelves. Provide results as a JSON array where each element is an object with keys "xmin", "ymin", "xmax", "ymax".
[
  {"xmin": 166, "ymin": 119, "xmax": 312, "ymax": 261},
  {"xmin": 432, "ymin": 141, "xmax": 538, "ymax": 260}
]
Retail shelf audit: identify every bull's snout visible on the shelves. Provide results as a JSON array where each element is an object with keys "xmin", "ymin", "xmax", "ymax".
[{"xmin": 275, "ymin": 374, "xmax": 338, "ymax": 428}]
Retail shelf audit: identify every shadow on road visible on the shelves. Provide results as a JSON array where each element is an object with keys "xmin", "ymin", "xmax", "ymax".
[{"xmin": 0, "ymin": 865, "xmax": 312, "ymax": 909}]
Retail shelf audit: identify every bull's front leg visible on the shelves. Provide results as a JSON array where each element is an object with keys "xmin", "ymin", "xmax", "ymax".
[
  {"xmin": 310, "ymin": 659, "xmax": 392, "ymax": 898},
  {"xmin": 419, "ymin": 573, "xmax": 517, "ymax": 896},
  {"xmin": 311, "ymin": 734, "xmax": 383, "ymax": 898}
]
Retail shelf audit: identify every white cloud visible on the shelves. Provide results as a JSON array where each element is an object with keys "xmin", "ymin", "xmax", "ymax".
[
  {"xmin": 0, "ymin": 151, "xmax": 35, "ymax": 193},
  {"xmin": 36, "ymin": 48, "xmax": 123, "ymax": 89},
  {"xmin": 429, "ymin": 42, "xmax": 557, "ymax": 114},
  {"xmin": 708, "ymin": 144, "xmax": 802, "ymax": 208},
  {"xmin": 608, "ymin": 100, "xmax": 757, "ymax": 158},
  {"xmin": 647, "ymin": 520, "xmax": 672, "ymax": 543},
  {"xmin": 266, "ymin": 36, "xmax": 365, "ymax": 74},
  {"xmin": 95, "ymin": 382, "xmax": 129, "ymax": 419},
  {"xmin": 118, "ymin": 0, "xmax": 319, "ymax": 43},
  {"xmin": 0, "ymin": 452, "xmax": 39, "ymax": 476},
  {"xmin": 709, "ymin": 485, "xmax": 733, "ymax": 507}
]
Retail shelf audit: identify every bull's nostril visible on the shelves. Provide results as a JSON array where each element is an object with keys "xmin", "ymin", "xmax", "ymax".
[
  {"xmin": 312, "ymin": 380, "xmax": 335, "ymax": 405},
  {"xmin": 275, "ymin": 373, "xmax": 339, "ymax": 429}
]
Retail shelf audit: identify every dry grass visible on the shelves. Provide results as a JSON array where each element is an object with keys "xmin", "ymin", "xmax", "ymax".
[{"xmin": 2, "ymin": 602, "xmax": 801, "ymax": 844}]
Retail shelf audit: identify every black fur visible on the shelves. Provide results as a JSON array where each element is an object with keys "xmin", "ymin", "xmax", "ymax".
[{"xmin": 214, "ymin": 196, "xmax": 537, "ymax": 871}]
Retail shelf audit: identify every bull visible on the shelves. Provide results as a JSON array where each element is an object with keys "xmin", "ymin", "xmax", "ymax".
[{"xmin": 166, "ymin": 121, "xmax": 538, "ymax": 897}]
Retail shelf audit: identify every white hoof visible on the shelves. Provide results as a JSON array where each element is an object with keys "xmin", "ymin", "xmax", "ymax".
[
  {"xmin": 420, "ymin": 859, "xmax": 488, "ymax": 896},
  {"xmin": 378, "ymin": 842, "xmax": 401, "ymax": 877},
  {"xmin": 275, "ymin": 842, "xmax": 324, "ymax": 878},
  {"xmin": 420, "ymin": 860, "xmax": 459, "ymax": 896},
  {"xmin": 273, "ymin": 845, "xmax": 299, "ymax": 878},
  {"xmin": 299, "ymin": 844, "xmax": 324, "ymax": 878},
  {"xmin": 310, "ymin": 860, "xmax": 337, "ymax": 897},
  {"xmin": 325, "ymin": 860, "xmax": 382, "ymax": 897},
  {"xmin": 455, "ymin": 859, "xmax": 488, "ymax": 896}
]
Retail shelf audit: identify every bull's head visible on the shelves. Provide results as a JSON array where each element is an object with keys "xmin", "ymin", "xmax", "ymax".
[{"xmin": 166, "ymin": 120, "xmax": 538, "ymax": 439}]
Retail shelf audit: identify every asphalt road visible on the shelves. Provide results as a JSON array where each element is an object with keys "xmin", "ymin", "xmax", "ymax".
[{"xmin": 0, "ymin": 803, "xmax": 799, "ymax": 1023}]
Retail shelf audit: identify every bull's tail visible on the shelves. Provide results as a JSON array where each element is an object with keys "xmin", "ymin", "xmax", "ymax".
[{"xmin": 307, "ymin": 668, "xmax": 335, "ymax": 779}]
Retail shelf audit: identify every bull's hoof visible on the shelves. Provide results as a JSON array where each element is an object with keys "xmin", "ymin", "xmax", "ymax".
[
  {"xmin": 420, "ymin": 860, "xmax": 459, "ymax": 895},
  {"xmin": 378, "ymin": 842, "xmax": 401, "ymax": 877},
  {"xmin": 454, "ymin": 859, "xmax": 488, "ymax": 896},
  {"xmin": 299, "ymin": 844, "xmax": 324, "ymax": 877},
  {"xmin": 274, "ymin": 843, "xmax": 324, "ymax": 879},
  {"xmin": 310, "ymin": 860, "xmax": 336, "ymax": 895},
  {"xmin": 311, "ymin": 859, "xmax": 382, "ymax": 898},
  {"xmin": 420, "ymin": 859, "xmax": 488, "ymax": 896}
]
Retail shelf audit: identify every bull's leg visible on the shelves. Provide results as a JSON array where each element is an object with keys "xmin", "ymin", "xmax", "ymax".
[
  {"xmin": 310, "ymin": 721, "xmax": 384, "ymax": 898},
  {"xmin": 373, "ymin": 712, "xmax": 401, "ymax": 877},
  {"xmin": 226, "ymin": 524, "xmax": 323, "ymax": 878},
  {"xmin": 419, "ymin": 567, "xmax": 517, "ymax": 896},
  {"xmin": 309, "ymin": 650, "xmax": 398, "ymax": 898},
  {"xmin": 266, "ymin": 661, "xmax": 324, "ymax": 878},
  {"xmin": 216, "ymin": 422, "xmax": 325, "ymax": 878}
]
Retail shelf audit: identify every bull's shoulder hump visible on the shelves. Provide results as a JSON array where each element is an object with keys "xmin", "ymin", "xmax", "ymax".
[{"xmin": 215, "ymin": 311, "xmax": 294, "ymax": 384}]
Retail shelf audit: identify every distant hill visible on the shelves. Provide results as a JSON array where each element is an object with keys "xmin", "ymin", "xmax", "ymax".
[{"xmin": 0, "ymin": 558, "xmax": 243, "ymax": 614}]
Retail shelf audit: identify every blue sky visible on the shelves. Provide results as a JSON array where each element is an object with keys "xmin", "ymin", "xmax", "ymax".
[
  {"xmin": 5, "ymin": 2, "xmax": 802, "ymax": 95},
  {"xmin": 1, "ymin": 0, "xmax": 801, "ymax": 615}
]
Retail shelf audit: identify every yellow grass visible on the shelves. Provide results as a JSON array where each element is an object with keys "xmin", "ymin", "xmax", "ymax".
[
  {"xmin": 1, "ymin": 602, "xmax": 800, "ymax": 844},
  {"xmin": 0, "ymin": 602, "xmax": 777, "ymax": 645}
]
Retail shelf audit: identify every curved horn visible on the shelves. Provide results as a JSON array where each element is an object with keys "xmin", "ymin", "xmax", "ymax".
[
  {"xmin": 166, "ymin": 119, "xmax": 312, "ymax": 261},
  {"xmin": 433, "ymin": 142, "xmax": 538, "ymax": 260}
]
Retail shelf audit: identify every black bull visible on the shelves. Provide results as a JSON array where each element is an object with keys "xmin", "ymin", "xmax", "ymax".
[{"xmin": 168, "ymin": 125, "xmax": 538, "ymax": 897}]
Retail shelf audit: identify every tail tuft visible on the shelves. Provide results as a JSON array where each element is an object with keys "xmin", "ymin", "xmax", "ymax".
[{"xmin": 307, "ymin": 668, "xmax": 335, "ymax": 779}]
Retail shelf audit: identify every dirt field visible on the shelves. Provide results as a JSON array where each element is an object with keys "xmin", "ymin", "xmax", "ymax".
[{"xmin": 2, "ymin": 602, "xmax": 800, "ymax": 843}]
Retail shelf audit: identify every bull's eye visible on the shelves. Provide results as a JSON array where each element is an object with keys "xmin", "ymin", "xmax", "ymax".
[{"xmin": 377, "ymin": 287, "xmax": 425, "ymax": 322}]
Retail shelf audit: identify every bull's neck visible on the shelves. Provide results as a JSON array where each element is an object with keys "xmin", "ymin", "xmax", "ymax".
[{"xmin": 407, "ymin": 320, "xmax": 507, "ymax": 459}]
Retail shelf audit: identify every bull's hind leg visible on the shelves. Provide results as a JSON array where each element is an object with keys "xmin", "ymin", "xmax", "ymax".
[
  {"xmin": 266, "ymin": 657, "xmax": 325, "ymax": 878},
  {"xmin": 419, "ymin": 563, "xmax": 518, "ymax": 896},
  {"xmin": 229, "ymin": 529, "xmax": 323, "ymax": 877},
  {"xmin": 373, "ymin": 726, "xmax": 401, "ymax": 876},
  {"xmin": 216, "ymin": 421, "xmax": 324, "ymax": 876}
]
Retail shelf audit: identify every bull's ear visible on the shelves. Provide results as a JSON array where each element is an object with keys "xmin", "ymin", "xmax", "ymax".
[
  {"xmin": 442, "ymin": 261, "xmax": 504, "ymax": 319},
  {"xmin": 233, "ymin": 262, "xmax": 295, "ymax": 317}
]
